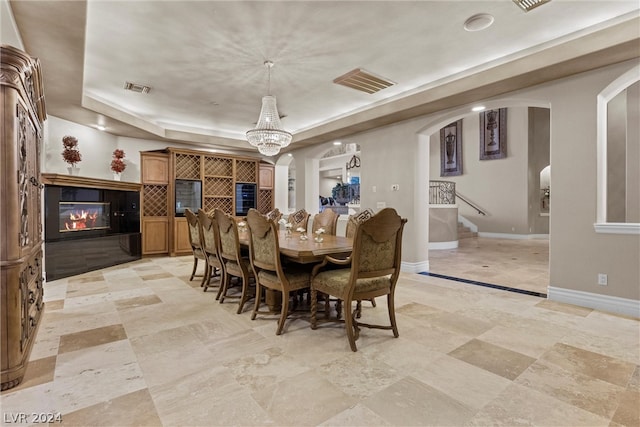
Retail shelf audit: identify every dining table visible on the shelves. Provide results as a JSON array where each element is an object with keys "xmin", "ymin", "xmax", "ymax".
[
  {"xmin": 238, "ymin": 230, "xmax": 353, "ymax": 264},
  {"xmin": 237, "ymin": 229, "xmax": 353, "ymax": 311}
]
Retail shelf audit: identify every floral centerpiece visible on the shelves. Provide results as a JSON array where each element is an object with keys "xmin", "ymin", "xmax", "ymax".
[
  {"xmin": 62, "ymin": 136, "xmax": 81, "ymax": 173},
  {"xmin": 296, "ymin": 227, "xmax": 308, "ymax": 240},
  {"xmin": 110, "ymin": 149, "xmax": 126, "ymax": 176},
  {"xmin": 237, "ymin": 220, "xmax": 247, "ymax": 232},
  {"xmin": 278, "ymin": 218, "xmax": 293, "ymax": 238},
  {"xmin": 314, "ymin": 227, "xmax": 325, "ymax": 243}
]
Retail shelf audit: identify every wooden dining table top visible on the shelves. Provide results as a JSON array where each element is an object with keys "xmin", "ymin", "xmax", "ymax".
[{"xmin": 238, "ymin": 230, "xmax": 353, "ymax": 264}]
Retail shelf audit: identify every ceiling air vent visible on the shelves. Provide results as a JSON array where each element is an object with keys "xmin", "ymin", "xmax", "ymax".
[
  {"xmin": 333, "ymin": 68, "xmax": 395, "ymax": 94},
  {"xmin": 513, "ymin": 0, "xmax": 550, "ymax": 12},
  {"xmin": 123, "ymin": 81, "xmax": 151, "ymax": 94}
]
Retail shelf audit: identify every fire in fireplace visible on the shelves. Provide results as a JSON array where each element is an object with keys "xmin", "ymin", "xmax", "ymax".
[{"xmin": 59, "ymin": 202, "xmax": 110, "ymax": 232}]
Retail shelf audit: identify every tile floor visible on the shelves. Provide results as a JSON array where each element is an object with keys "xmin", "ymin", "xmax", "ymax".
[
  {"xmin": 1, "ymin": 248, "xmax": 638, "ymax": 427},
  {"xmin": 428, "ymin": 237, "xmax": 550, "ymax": 295}
]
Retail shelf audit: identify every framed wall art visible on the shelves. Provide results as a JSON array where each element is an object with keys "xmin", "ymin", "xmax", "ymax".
[
  {"xmin": 479, "ymin": 108, "xmax": 507, "ymax": 160},
  {"xmin": 440, "ymin": 119, "xmax": 463, "ymax": 176}
]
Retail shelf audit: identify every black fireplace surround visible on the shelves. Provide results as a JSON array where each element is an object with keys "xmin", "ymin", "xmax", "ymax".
[{"xmin": 44, "ymin": 185, "xmax": 141, "ymax": 281}]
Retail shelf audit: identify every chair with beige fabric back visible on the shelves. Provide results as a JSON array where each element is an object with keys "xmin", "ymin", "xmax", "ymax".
[
  {"xmin": 197, "ymin": 209, "xmax": 223, "ymax": 295},
  {"xmin": 214, "ymin": 209, "xmax": 255, "ymax": 314},
  {"xmin": 345, "ymin": 208, "xmax": 375, "ymax": 238},
  {"xmin": 310, "ymin": 208, "xmax": 407, "ymax": 351},
  {"xmin": 246, "ymin": 209, "xmax": 311, "ymax": 335},
  {"xmin": 287, "ymin": 209, "xmax": 310, "ymax": 232},
  {"xmin": 266, "ymin": 208, "xmax": 283, "ymax": 223},
  {"xmin": 185, "ymin": 209, "xmax": 208, "ymax": 287},
  {"xmin": 312, "ymin": 209, "xmax": 339, "ymax": 236},
  {"xmin": 345, "ymin": 208, "xmax": 377, "ymax": 308}
]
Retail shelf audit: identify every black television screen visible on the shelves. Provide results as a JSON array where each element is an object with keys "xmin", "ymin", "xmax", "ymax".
[
  {"xmin": 175, "ymin": 180, "xmax": 202, "ymax": 216},
  {"xmin": 235, "ymin": 183, "xmax": 257, "ymax": 216}
]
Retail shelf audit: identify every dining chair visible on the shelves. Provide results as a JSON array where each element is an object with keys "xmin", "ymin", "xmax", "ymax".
[
  {"xmin": 312, "ymin": 208, "xmax": 339, "ymax": 236},
  {"xmin": 344, "ymin": 208, "xmax": 375, "ymax": 238},
  {"xmin": 197, "ymin": 209, "xmax": 223, "ymax": 295},
  {"xmin": 185, "ymin": 208, "xmax": 208, "ymax": 287},
  {"xmin": 287, "ymin": 209, "xmax": 310, "ymax": 232},
  {"xmin": 214, "ymin": 209, "xmax": 255, "ymax": 314},
  {"xmin": 266, "ymin": 208, "xmax": 283, "ymax": 223},
  {"xmin": 310, "ymin": 207, "xmax": 407, "ymax": 351},
  {"xmin": 246, "ymin": 209, "xmax": 311, "ymax": 335},
  {"xmin": 345, "ymin": 208, "xmax": 377, "ymax": 308}
]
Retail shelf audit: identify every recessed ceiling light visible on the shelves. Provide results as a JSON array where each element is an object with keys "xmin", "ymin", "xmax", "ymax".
[
  {"xmin": 333, "ymin": 141, "xmax": 342, "ymax": 145},
  {"xmin": 287, "ymin": 153, "xmax": 292, "ymax": 157},
  {"xmin": 472, "ymin": 106, "xmax": 486, "ymax": 112},
  {"xmin": 464, "ymin": 13, "xmax": 494, "ymax": 32},
  {"xmin": 96, "ymin": 125, "xmax": 106, "ymax": 131}
]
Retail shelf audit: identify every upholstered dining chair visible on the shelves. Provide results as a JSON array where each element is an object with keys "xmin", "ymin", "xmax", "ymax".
[
  {"xmin": 246, "ymin": 209, "xmax": 311, "ymax": 335},
  {"xmin": 185, "ymin": 208, "xmax": 208, "ymax": 287},
  {"xmin": 345, "ymin": 208, "xmax": 377, "ymax": 308},
  {"xmin": 345, "ymin": 208, "xmax": 375, "ymax": 238},
  {"xmin": 310, "ymin": 208, "xmax": 407, "ymax": 351},
  {"xmin": 197, "ymin": 209, "xmax": 223, "ymax": 295},
  {"xmin": 266, "ymin": 208, "xmax": 283, "ymax": 223},
  {"xmin": 214, "ymin": 209, "xmax": 255, "ymax": 314},
  {"xmin": 312, "ymin": 209, "xmax": 339, "ymax": 236},
  {"xmin": 287, "ymin": 209, "xmax": 310, "ymax": 232}
]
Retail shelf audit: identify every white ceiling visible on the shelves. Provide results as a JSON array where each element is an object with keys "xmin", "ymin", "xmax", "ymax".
[{"xmin": 7, "ymin": 1, "xmax": 640, "ymax": 154}]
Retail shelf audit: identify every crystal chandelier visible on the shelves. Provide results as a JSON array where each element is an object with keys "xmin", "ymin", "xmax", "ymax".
[{"xmin": 246, "ymin": 61, "xmax": 292, "ymax": 156}]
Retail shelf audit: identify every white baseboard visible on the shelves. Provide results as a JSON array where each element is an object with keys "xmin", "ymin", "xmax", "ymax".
[
  {"xmin": 428, "ymin": 241, "xmax": 458, "ymax": 250},
  {"xmin": 478, "ymin": 232, "xmax": 550, "ymax": 240},
  {"xmin": 548, "ymin": 286, "xmax": 640, "ymax": 318},
  {"xmin": 401, "ymin": 260, "xmax": 429, "ymax": 274}
]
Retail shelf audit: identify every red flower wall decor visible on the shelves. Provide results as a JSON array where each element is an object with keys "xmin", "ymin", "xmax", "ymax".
[
  {"xmin": 110, "ymin": 149, "xmax": 126, "ymax": 173},
  {"xmin": 61, "ymin": 135, "xmax": 82, "ymax": 166}
]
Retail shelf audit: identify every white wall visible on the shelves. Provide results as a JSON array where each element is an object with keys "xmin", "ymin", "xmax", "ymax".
[
  {"xmin": 286, "ymin": 59, "xmax": 639, "ymax": 305},
  {"xmin": 428, "ymin": 107, "xmax": 531, "ymax": 234},
  {"xmin": 44, "ymin": 117, "xmax": 118, "ymax": 179}
]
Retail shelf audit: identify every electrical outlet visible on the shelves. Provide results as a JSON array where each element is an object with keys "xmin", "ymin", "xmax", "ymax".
[
  {"xmin": 598, "ymin": 273, "xmax": 608, "ymax": 286},
  {"xmin": 372, "ymin": 186, "xmax": 377, "ymax": 193},
  {"xmin": 377, "ymin": 202, "xmax": 386, "ymax": 208}
]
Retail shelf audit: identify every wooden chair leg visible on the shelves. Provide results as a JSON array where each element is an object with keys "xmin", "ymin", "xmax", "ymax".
[
  {"xmin": 236, "ymin": 277, "xmax": 250, "ymax": 314},
  {"xmin": 251, "ymin": 284, "xmax": 262, "ymax": 320},
  {"xmin": 344, "ymin": 299, "xmax": 358, "ymax": 352},
  {"xmin": 388, "ymin": 293, "xmax": 399, "ymax": 338},
  {"xmin": 202, "ymin": 264, "xmax": 211, "ymax": 292},
  {"xmin": 216, "ymin": 272, "xmax": 227, "ymax": 301},
  {"xmin": 190, "ymin": 257, "xmax": 198, "ymax": 281},
  {"xmin": 370, "ymin": 298, "xmax": 377, "ymax": 307},
  {"xmin": 199, "ymin": 260, "xmax": 209, "ymax": 287},
  {"xmin": 275, "ymin": 291, "xmax": 290, "ymax": 335},
  {"xmin": 310, "ymin": 288, "xmax": 318, "ymax": 330}
]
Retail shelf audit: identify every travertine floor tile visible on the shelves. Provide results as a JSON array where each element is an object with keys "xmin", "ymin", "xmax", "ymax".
[
  {"xmin": 59, "ymin": 388, "xmax": 162, "ymax": 426},
  {"xmin": 58, "ymin": 324, "xmax": 127, "ymax": 354},
  {"xmin": 448, "ymin": 339, "xmax": 536, "ymax": 380},
  {"xmin": 2, "ymin": 252, "xmax": 636, "ymax": 427},
  {"xmin": 467, "ymin": 383, "xmax": 609, "ymax": 426},
  {"xmin": 363, "ymin": 376, "xmax": 475, "ymax": 426}
]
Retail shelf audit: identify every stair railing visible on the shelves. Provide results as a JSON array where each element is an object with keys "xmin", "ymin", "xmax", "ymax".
[
  {"xmin": 455, "ymin": 192, "xmax": 487, "ymax": 216},
  {"xmin": 429, "ymin": 180, "xmax": 487, "ymax": 216},
  {"xmin": 429, "ymin": 180, "xmax": 456, "ymax": 205}
]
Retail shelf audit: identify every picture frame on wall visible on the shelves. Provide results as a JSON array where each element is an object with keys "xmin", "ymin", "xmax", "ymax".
[
  {"xmin": 479, "ymin": 108, "xmax": 507, "ymax": 160},
  {"xmin": 440, "ymin": 119, "xmax": 463, "ymax": 176}
]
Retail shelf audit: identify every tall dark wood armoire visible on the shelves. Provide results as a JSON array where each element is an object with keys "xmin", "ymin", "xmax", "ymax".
[{"xmin": 1, "ymin": 45, "xmax": 47, "ymax": 390}]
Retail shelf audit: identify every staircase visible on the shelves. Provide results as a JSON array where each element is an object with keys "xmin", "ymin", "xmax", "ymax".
[{"xmin": 458, "ymin": 222, "xmax": 477, "ymax": 239}]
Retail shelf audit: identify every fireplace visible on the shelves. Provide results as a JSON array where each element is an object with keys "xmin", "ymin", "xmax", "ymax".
[
  {"xmin": 42, "ymin": 176, "xmax": 142, "ymax": 281},
  {"xmin": 59, "ymin": 202, "xmax": 111, "ymax": 232}
]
